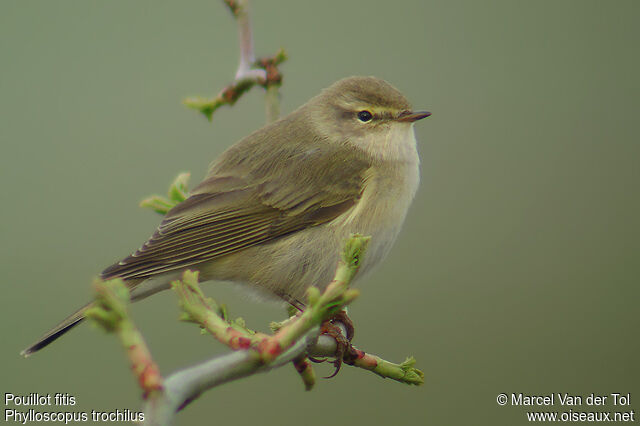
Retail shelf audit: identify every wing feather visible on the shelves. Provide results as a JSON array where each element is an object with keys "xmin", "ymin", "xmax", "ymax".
[{"xmin": 101, "ymin": 111, "xmax": 371, "ymax": 282}]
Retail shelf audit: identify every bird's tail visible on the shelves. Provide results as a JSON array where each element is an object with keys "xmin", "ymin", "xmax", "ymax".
[{"xmin": 20, "ymin": 302, "xmax": 92, "ymax": 357}]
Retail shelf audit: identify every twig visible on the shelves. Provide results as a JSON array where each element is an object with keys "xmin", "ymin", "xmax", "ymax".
[
  {"xmin": 143, "ymin": 329, "xmax": 320, "ymax": 426},
  {"xmin": 255, "ymin": 236, "xmax": 366, "ymax": 362},
  {"xmin": 345, "ymin": 350, "xmax": 424, "ymax": 386},
  {"xmin": 85, "ymin": 278, "xmax": 163, "ymax": 398},
  {"xmin": 172, "ymin": 270, "xmax": 270, "ymax": 351},
  {"xmin": 258, "ymin": 52, "xmax": 286, "ymax": 122},
  {"xmin": 184, "ymin": 0, "xmax": 287, "ymax": 121},
  {"xmin": 87, "ymin": 238, "xmax": 423, "ymax": 426},
  {"xmin": 171, "ymin": 235, "xmax": 367, "ymax": 364},
  {"xmin": 140, "ymin": 172, "xmax": 190, "ymax": 215},
  {"xmin": 143, "ymin": 235, "xmax": 366, "ymax": 425},
  {"xmin": 292, "ymin": 355, "xmax": 316, "ymax": 391},
  {"xmin": 264, "ymin": 84, "xmax": 280, "ymax": 123},
  {"xmin": 224, "ymin": 0, "xmax": 262, "ymax": 81}
]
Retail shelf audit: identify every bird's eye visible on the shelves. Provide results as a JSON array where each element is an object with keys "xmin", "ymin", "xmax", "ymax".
[{"xmin": 357, "ymin": 110, "xmax": 373, "ymax": 122}]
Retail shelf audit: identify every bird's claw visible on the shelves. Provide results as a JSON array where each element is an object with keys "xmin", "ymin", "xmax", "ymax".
[{"xmin": 315, "ymin": 310, "xmax": 355, "ymax": 379}]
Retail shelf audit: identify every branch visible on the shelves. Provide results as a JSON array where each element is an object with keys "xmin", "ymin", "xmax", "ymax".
[
  {"xmin": 183, "ymin": 0, "xmax": 286, "ymax": 122},
  {"xmin": 139, "ymin": 172, "xmax": 190, "ymax": 215},
  {"xmin": 345, "ymin": 350, "xmax": 424, "ymax": 386},
  {"xmin": 85, "ymin": 278, "xmax": 163, "ymax": 398},
  {"xmin": 141, "ymin": 235, "xmax": 366, "ymax": 425},
  {"xmin": 136, "ymin": 168, "xmax": 425, "ymax": 390},
  {"xmin": 256, "ymin": 236, "xmax": 366, "ymax": 362},
  {"xmin": 224, "ymin": 0, "xmax": 261, "ymax": 81},
  {"xmin": 292, "ymin": 355, "xmax": 316, "ymax": 391},
  {"xmin": 87, "ymin": 236, "xmax": 423, "ymax": 426},
  {"xmin": 143, "ymin": 329, "xmax": 320, "ymax": 426},
  {"xmin": 144, "ymin": 174, "xmax": 428, "ymax": 388},
  {"xmin": 170, "ymin": 235, "xmax": 366, "ymax": 365},
  {"xmin": 172, "ymin": 270, "xmax": 270, "ymax": 351}
]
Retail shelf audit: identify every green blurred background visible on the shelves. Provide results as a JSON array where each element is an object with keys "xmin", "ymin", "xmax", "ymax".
[{"xmin": 1, "ymin": 1, "xmax": 638, "ymax": 424}]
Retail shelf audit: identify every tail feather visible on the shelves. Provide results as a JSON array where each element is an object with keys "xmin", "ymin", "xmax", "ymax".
[{"xmin": 20, "ymin": 303, "xmax": 93, "ymax": 357}]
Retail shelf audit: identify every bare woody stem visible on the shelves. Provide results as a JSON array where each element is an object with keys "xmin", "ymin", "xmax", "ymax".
[
  {"xmin": 224, "ymin": 0, "xmax": 260, "ymax": 81},
  {"xmin": 184, "ymin": 1, "xmax": 286, "ymax": 122}
]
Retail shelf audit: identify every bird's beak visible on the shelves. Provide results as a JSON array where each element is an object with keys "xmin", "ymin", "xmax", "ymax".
[{"xmin": 397, "ymin": 110, "xmax": 432, "ymax": 122}]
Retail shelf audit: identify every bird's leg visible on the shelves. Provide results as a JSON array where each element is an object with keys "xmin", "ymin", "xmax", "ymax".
[
  {"xmin": 281, "ymin": 293, "xmax": 355, "ymax": 378},
  {"xmin": 309, "ymin": 309, "xmax": 355, "ymax": 378},
  {"xmin": 331, "ymin": 309, "xmax": 355, "ymax": 342},
  {"xmin": 281, "ymin": 293, "xmax": 305, "ymax": 313}
]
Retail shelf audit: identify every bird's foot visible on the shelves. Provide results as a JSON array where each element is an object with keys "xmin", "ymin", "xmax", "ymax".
[{"xmin": 309, "ymin": 310, "xmax": 355, "ymax": 378}]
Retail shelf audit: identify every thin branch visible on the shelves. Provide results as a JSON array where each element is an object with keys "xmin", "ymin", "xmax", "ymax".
[
  {"xmin": 256, "ymin": 236, "xmax": 366, "ymax": 362},
  {"xmin": 292, "ymin": 355, "xmax": 316, "ymax": 391},
  {"xmin": 225, "ymin": 0, "xmax": 262, "ymax": 81},
  {"xmin": 264, "ymin": 84, "xmax": 280, "ymax": 123},
  {"xmin": 140, "ymin": 172, "xmax": 190, "ymax": 215},
  {"xmin": 85, "ymin": 278, "xmax": 163, "ymax": 398},
  {"xmin": 87, "ymin": 238, "xmax": 423, "ymax": 426},
  {"xmin": 171, "ymin": 236, "xmax": 366, "ymax": 365},
  {"xmin": 184, "ymin": 0, "xmax": 286, "ymax": 121},
  {"xmin": 345, "ymin": 350, "xmax": 424, "ymax": 386},
  {"xmin": 143, "ymin": 329, "xmax": 320, "ymax": 426},
  {"xmin": 172, "ymin": 270, "xmax": 271, "ymax": 351},
  {"xmin": 142, "ymin": 235, "xmax": 367, "ymax": 425},
  {"xmin": 139, "ymin": 175, "xmax": 426, "ymax": 387}
]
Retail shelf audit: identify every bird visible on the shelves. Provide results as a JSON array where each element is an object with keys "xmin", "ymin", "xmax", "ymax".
[{"xmin": 21, "ymin": 76, "xmax": 431, "ymax": 357}]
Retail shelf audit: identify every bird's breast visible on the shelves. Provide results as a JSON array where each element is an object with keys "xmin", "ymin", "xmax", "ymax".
[{"xmin": 331, "ymin": 158, "xmax": 420, "ymax": 278}]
